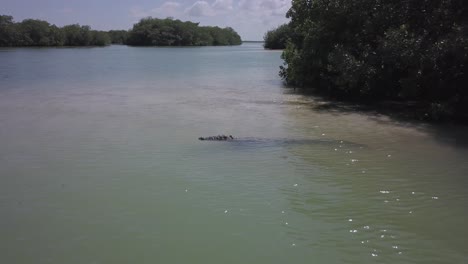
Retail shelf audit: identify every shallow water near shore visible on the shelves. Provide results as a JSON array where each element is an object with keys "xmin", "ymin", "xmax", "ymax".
[{"xmin": 1, "ymin": 43, "xmax": 468, "ymax": 264}]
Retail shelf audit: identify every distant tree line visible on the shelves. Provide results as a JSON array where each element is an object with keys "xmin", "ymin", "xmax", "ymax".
[
  {"xmin": 0, "ymin": 15, "xmax": 242, "ymax": 47},
  {"xmin": 263, "ymin": 24, "xmax": 291, "ymax": 49},
  {"xmin": 274, "ymin": 0, "xmax": 468, "ymax": 121},
  {"xmin": 126, "ymin": 17, "xmax": 242, "ymax": 46},
  {"xmin": 107, "ymin": 30, "xmax": 129, "ymax": 45},
  {"xmin": 0, "ymin": 15, "xmax": 111, "ymax": 46}
]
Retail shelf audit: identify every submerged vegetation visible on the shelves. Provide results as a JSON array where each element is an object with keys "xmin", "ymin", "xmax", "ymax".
[
  {"xmin": 276, "ymin": 0, "xmax": 468, "ymax": 121},
  {"xmin": 0, "ymin": 15, "xmax": 242, "ymax": 47}
]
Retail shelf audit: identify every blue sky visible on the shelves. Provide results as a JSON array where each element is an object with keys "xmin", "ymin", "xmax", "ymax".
[{"xmin": 2, "ymin": 0, "xmax": 291, "ymax": 40}]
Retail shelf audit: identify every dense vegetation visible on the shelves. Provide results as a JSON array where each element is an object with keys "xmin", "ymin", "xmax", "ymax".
[
  {"xmin": 127, "ymin": 17, "xmax": 241, "ymax": 46},
  {"xmin": 108, "ymin": 30, "xmax": 129, "ymax": 45},
  {"xmin": 0, "ymin": 15, "xmax": 110, "ymax": 46},
  {"xmin": 0, "ymin": 15, "xmax": 242, "ymax": 47},
  {"xmin": 279, "ymin": 0, "xmax": 468, "ymax": 121},
  {"xmin": 263, "ymin": 24, "xmax": 291, "ymax": 49}
]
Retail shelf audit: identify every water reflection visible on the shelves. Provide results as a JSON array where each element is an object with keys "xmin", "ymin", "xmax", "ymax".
[
  {"xmin": 218, "ymin": 137, "xmax": 365, "ymax": 150},
  {"xmin": 277, "ymin": 92, "xmax": 468, "ymax": 263}
]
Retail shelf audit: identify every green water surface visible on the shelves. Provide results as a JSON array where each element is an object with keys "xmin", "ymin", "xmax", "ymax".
[{"xmin": 1, "ymin": 43, "xmax": 467, "ymax": 264}]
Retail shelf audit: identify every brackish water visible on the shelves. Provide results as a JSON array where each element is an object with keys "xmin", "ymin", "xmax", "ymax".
[{"xmin": 1, "ymin": 43, "xmax": 468, "ymax": 264}]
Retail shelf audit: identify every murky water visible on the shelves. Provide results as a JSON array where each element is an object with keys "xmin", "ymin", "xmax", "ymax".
[{"xmin": 1, "ymin": 43, "xmax": 467, "ymax": 264}]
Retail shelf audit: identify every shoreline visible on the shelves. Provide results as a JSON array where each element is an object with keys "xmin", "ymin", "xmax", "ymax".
[{"xmin": 284, "ymin": 87, "xmax": 468, "ymax": 125}]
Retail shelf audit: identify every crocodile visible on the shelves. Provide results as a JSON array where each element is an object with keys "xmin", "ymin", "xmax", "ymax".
[
  {"xmin": 198, "ymin": 135, "xmax": 364, "ymax": 148},
  {"xmin": 198, "ymin": 135, "xmax": 234, "ymax": 141}
]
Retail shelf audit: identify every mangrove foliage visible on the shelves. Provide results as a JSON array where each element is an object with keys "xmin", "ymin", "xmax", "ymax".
[
  {"xmin": 278, "ymin": 0, "xmax": 468, "ymax": 121},
  {"xmin": 0, "ymin": 15, "xmax": 242, "ymax": 47},
  {"xmin": 126, "ymin": 17, "xmax": 241, "ymax": 46},
  {"xmin": 263, "ymin": 23, "xmax": 291, "ymax": 49},
  {"xmin": 0, "ymin": 15, "xmax": 110, "ymax": 46}
]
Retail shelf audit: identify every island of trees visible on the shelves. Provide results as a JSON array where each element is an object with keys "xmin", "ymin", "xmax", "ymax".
[
  {"xmin": 0, "ymin": 15, "xmax": 111, "ymax": 46},
  {"xmin": 0, "ymin": 15, "xmax": 242, "ymax": 47},
  {"xmin": 127, "ymin": 17, "xmax": 241, "ymax": 46},
  {"xmin": 267, "ymin": 0, "xmax": 468, "ymax": 121}
]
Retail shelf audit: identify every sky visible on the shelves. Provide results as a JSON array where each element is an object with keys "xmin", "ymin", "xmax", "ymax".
[{"xmin": 2, "ymin": 0, "xmax": 291, "ymax": 40}]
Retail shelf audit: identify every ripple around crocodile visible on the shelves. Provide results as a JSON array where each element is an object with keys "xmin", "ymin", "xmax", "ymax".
[{"xmin": 198, "ymin": 136, "xmax": 365, "ymax": 148}]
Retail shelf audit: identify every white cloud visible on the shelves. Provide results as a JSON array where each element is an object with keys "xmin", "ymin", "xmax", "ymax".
[
  {"xmin": 185, "ymin": 1, "xmax": 215, "ymax": 17},
  {"xmin": 239, "ymin": 0, "xmax": 289, "ymax": 12},
  {"xmin": 271, "ymin": 3, "xmax": 290, "ymax": 16},
  {"xmin": 128, "ymin": 0, "xmax": 291, "ymax": 40},
  {"xmin": 233, "ymin": 0, "xmax": 291, "ymax": 39},
  {"xmin": 153, "ymin": 2, "xmax": 181, "ymax": 12},
  {"xmin": 151, "ymin": 2, "xmax": 182, "ymax": 17},
  {"xmin": 238, "ymin": 0, "xmax": 259, "ymax": 11},
  {"xmin": 261, "ymin": 0, "xmax": 282, "ymax": 10},
  {"xmin": 130, "ymin": 2, "xmax": 182, "ymax": 19},
  {"xmin": 212, "ymin": 0, "xmax": 233, "ymax": 11}
]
